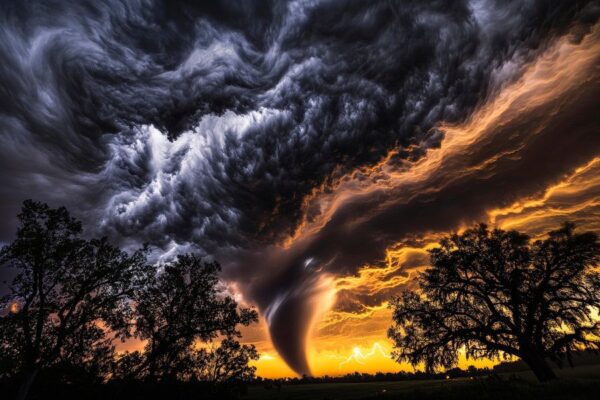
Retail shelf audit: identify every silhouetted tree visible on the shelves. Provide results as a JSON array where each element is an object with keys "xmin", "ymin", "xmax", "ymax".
[
  {"xmin": 120, "ymin": 254, "xmax": 258, "ymax": 382},
  {"xmin": 0, "ymin": 200, "xmax": 150, "ymax": 399},
  {"xmin": 193, "ymin": 337, "xmax": 259, "ymax": 382},
  {"xmin": 388, "ymin": 223, "xmax": 600, "ymax": 382}
]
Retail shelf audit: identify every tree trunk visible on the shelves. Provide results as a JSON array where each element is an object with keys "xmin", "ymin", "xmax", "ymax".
[
  {"xmin": 16, "ymin": 368, "xmax": 39, "ymax": 400},
  {"xmin": 522, "ymin": 351, "xmax": 557, "ymax": 382}
]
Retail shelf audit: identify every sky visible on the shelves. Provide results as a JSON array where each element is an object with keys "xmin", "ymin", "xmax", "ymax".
[{"xmin": 1, "ymin": 0, "xmax": 600, "ymax": 378}]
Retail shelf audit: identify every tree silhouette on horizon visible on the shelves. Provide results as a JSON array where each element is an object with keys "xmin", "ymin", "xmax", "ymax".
[
  {"xmin": 388, "ymin": 223, "xmax": 600, "ymax": 382},
  {"xmin": 114, "ymin": 254, "xmax": 258, "ymax": 382}
]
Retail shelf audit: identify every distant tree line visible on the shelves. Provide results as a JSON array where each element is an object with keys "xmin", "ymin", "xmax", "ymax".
[
  {"xmin": 253, "ymin": 365, "xmax": 493, "ymax": 387},
  {"xmin": 0, "ymin": 201, "xmax": 258, "ymax": 400}
]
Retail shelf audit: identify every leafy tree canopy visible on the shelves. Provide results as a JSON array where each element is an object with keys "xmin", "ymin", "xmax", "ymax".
[
  {"xmin": 388, "ymin": 223, "xmax": 600, "ymax": 382},
  {"xmin": 0, "ymin": 200, "xmax": 150, "ymax": 397},
  {"xmin": 117, "ymin": 254, "xmax": 258, "ymax": 382}
]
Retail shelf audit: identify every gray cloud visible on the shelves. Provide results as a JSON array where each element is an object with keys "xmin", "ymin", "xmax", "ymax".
[{"xmin": 1, "ymin": 0, "xmax": 599, "ymax": 375}]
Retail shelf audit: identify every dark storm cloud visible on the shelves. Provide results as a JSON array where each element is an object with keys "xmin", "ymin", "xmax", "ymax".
[{"xmin": 1, "ymin": 0, "xmax": 599, "ymax": 375}]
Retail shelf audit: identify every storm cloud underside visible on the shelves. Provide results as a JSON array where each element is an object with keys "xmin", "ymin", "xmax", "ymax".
[{"xmin": 1, "ymin": 0, "xmax": 599, "ymax": 375}]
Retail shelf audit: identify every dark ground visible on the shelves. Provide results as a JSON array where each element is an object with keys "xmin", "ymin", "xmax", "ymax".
[
  {"xmin": 1, "ymin": 364, "xmax": 598, "ymax": 400},
  {"xmin": 245, "ymin": 364, "xmax": 600, "ymax": 400}
]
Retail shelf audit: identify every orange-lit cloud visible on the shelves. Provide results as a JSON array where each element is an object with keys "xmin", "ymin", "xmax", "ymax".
[
  {"xmin": 489, "ymin": 156, "xmax": 600, "ymax": 235},
  {"xmin": 244, "ymin": 23, "xmax": 600, "ymax": 378}
]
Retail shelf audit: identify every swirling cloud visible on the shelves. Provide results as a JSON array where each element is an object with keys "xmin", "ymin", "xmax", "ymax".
[{"xmin": 1, "ymin": 0, "xmax": 599, "ymax": 376}]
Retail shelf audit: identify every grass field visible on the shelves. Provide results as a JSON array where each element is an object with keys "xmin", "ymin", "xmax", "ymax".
[{"xmin": 246, "ymin": 364, "xmax": 600, "ymax": 400}]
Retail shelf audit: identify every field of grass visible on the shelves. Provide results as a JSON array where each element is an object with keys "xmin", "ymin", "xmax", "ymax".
[{"xmin": 246, "ymin": 364, "xmax": 600, "ymax": 400}]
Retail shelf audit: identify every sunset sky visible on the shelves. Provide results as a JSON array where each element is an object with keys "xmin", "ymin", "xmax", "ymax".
[{"xmin": 1, "ymin": 0, "xmax": 599, "ymax": 379}]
